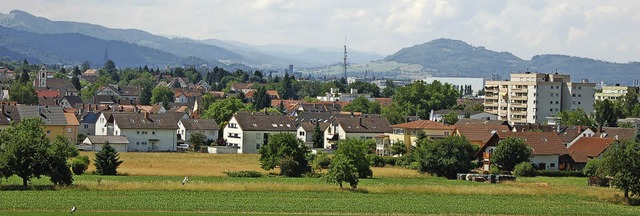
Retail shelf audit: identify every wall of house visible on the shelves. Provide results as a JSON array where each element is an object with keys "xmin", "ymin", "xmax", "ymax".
[
  {"xmin": 187, "ymin": 129, "xmax": 218, "ymax": 142},
  {"xmin": 323, "ymin": 124, "xmax": 346, "ymax": 149},
  {"xmin": 223, "ymin": 117, "xmax": 244, "ymax": 152},
  {"xmin": 81, "ymin": 142, "xmax": 128, "ymax": 152},
  {"xmin": 531, "ymin": 154, "xmax": 560, "ymax": 171},
  {"xmin": 240, "ymin": 130, "xmax": 296, "ymax": 154},
  {"xmin": 95, "ymin": 114, "xmax": 109, "ymax": 135}
]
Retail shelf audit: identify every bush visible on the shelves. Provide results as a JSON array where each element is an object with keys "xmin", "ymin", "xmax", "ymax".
[
  {"xmin": 224, "ymin": 170, "xmax": 263, "ymax": 178},
  {"xmin": 367, "ymin": 154, "xmax": 386, "ymax": 167},
  {"xmin": 535, "ymin": 170, "xmax": 585, "ymax": 177},
  {"xmin": 312, "ymin": 152, "xmax": 332, "ymax": 170},
  {"xmin": 513, "ymin": 162, "xmax": 536, "ymax": 177},
  {"xmin": 583, "ymin": 158, "xmax": 602, "ymax": 177},
  {"xmin": 70, "ymin": 156, "xmax": 90, "ymax": 175},
  {"xmin": 489, "ymin": 165, "xmax": 502, "ymax": 175},
  {"xmin": 383, "ymin": 157, "xmax": 398, "ymax": 166}
]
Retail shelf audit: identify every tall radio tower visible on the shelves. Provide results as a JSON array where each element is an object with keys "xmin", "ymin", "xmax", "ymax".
[{"xmin": 343, "ymin": 36, "xmax": 348, "ymax": 80}]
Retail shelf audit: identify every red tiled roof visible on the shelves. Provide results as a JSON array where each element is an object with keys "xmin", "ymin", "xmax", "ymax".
[
  {"xmin": 568, "ymin": 137, "xmax": 616, "ymax": 163},
  {"xmin": 391, "ymin": 120, "xmax": 453, "ymax": 130},
  {"xmin": 457, "ymin": 125, "xmax": 511, "ymax": 143},
  {"xmin": 496, "ymin": 132, "xmax": 569, "ymax": 155},
  {"xmin": 374, "ymin": 98, "xmax": 392, "ymax": 107},
  {"xmin": 37, "ymin": 89, "xmax": 60, "ymax": 98}
]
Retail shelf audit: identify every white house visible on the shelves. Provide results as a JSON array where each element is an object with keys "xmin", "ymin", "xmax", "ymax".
[
  {"xmin": 95, "ymin": 112, "xmax": 182, "ymax": 152},
  {"xmin": 178, "ymin": 118, "xmax": 219, "ymax": 142},
  {"xmin": 80, "ymin": 135, "xmax": 130, "ymax": 152},
  {"xmin": 481, "ymin": 132, "xmax": 569, "ymax": 171},
  {"xmin": 223, "ymin": 112, "xmax": 296, "ymax": 154},
  {"xmin": 296, "ymin": 121, "xmax": 330, "ymax": 148},
  {"xmin": 324, "ymin": 115, "xmax": 392, "ymax": 149}
]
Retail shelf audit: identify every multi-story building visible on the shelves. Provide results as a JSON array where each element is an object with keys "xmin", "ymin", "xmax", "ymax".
[
  {"xmin": 595, "ymin": 85, "xmax": 638, "ymax": 101},
  {"xmin": 483, "ymin": 72, "xmax": 595, "ymax": 124},
  {"xmin": 223, "ymin": 112, "xmax": 296, "ymax": 154}
]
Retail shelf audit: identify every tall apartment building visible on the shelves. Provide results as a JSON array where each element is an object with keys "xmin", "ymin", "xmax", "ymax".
[
  {"xmin": 595, "ymin": 85, "xmax": 638, "ymax": 101},
  {"xmin": 483, "ymin": 72, "xmax": 595, "ymax": 124}
]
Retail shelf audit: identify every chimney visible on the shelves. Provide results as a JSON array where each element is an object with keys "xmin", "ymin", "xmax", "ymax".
[
  {"xmin": 144, "ymin": 111, "xmax": 150, "ymax": 120},
  {"xmin": 577, "ymin": 125, "xmax": 582, "ymax": 132},
  {"xmin": 358, "ymin": 116, "xmax": 363, "ymax": 126}
]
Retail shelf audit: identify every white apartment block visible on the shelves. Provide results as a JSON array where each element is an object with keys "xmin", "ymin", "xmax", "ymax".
[
  {"xmin": 595, "ymin": 85, "xmax": 638, "ymax": 101},
  {"xmin": 484, "ymin": 72, "xmax": 595, "ymax": 124}
]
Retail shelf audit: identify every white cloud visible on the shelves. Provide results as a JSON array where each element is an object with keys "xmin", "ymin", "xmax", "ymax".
[{"xmin": 0, "ymin": 0, "xmax": 639, "ymax": 62}]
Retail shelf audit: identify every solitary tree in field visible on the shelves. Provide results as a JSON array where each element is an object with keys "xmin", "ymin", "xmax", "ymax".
[
  {"xmin": 491, "ymin": 137, "xmax": 532, "ymax": 172},
  {"xmin": 324, "ymin": 153, "xmax": 358, "ymax": 189},
  {"xmin": 599, "ymin": 140, "xmax": 640, "ymax": 199},
  {"xmin": 334, "ymin": 139, "xmax": 372, "ymax": 178},
  {"xmin": 94, "ymin": 143, "xmax": 124, "ymax": 175},
  {"xmin": 259, "ymin": 133, "xmax": 310, "ymax": 177}
]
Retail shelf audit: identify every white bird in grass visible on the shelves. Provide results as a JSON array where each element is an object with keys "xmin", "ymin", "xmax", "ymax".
[
  {"xmin": 182, "ymin": 176, "xmax": 189, "ymax": 185},
  {"xmin": 70, "ymin": 205, "xmax": 77, "ymax": 214}
]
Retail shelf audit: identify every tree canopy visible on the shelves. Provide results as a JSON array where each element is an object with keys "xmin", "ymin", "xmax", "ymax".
[
  {"xmin": 9, "ymin": 82, "xmax": 38, "ymax": 105},
  {"xmin": 202, "ymin": 98, "xmax": 251, "ymax": 128},
  {"xmin": 334, "ymin": 139, "xmax": 372, "ymax": 178},
  {"xmin": 414, "ymin": 136, "xmax": 475, "ymax": 179},
  {"xmin": 259, "ymin": 132, "xmax": 310, "ymax": 177},
  {"xmin": 598, "ymin": 139, "xmax": 640, "ymax": 199},
  {"xmin": 94, "ymin": 143, "xmax": 124, "ymax": 175},
  {"xmin": 151, "ymin": 86, "xmax": 174, "ymax": 108},
  {"xmin": 342, "ymin": 96, "xmax": 381, "ymax": 114},
  {"xmin": 491, "ymin": 137, "xmax": 532, "ymax": 172},
  {"xmin": 392, "ymin": 80, "xmax": 460, "ymax": 119}
]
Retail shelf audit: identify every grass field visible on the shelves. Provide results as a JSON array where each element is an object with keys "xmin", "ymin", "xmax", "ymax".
[{"xmin": 0, "ymin": 152, "xmax": 636, "ymax": 215}]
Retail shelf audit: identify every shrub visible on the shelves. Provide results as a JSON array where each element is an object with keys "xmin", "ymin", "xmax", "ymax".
[
  {"xmin": 415, "ymin": 136, "xmax": 475, "ymax": 179},
  {"xmin": 383, "ymin": 157, "xmax": 398, "ymax": 166},
  {"xmin": 70, "ymin": 156, "xmax": 90, "ymax": 175},
  {"xmin": 224, "ymin": 170, "xmax": 263, "ymax": 178},
  {"xmin": 583, "ymin": 158, "xmax": 602, "ymax": 177},
  {"xmin": 367, "ymin": 154, "xmax": 386, "ymax": 167},
  {"xmin": 535, "ymin": 170, "xmax": 585, "ymax": 177},
  {"xmin": 312, "ymin": 152, "xmax": 332, "ymax": 170},
  {"xmin": 513, "ymin": 162, "xmax": 536, "ymax": 177}
]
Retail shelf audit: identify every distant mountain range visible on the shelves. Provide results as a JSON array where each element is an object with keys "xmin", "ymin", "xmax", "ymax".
[
  {"xmin": 384, "ymin": 38, "xmax": 640, "ymax": 84},
  {"xmin": 0, "ymin": 10, "xmax": 637, "ymax": 84}
]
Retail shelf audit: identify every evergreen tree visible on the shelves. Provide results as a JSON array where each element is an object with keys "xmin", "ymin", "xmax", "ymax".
[
  {"xmin": 94, "ymin": 143, "xmax": 124, "ymax": 175},
  {"xmin": 71, "ymin": 75, "xmax": 81, "ymax": 91},
  {"xmin": 312, "ymin": 122, "xmax": 324, "ymax": 148},
  {"xmin": 252, "ymin": 86, "xmax": 271, "ymax": 111},
  {"xmin": 73, "ymin": 66, "xmax": 82, "ymax": 76}
]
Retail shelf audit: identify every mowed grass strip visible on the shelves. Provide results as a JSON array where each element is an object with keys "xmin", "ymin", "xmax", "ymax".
[{"xmin": 0, "ymin": 190, "xmax": 638, "ymax": 215}]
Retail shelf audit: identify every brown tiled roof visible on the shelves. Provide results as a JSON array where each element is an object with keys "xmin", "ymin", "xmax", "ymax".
[
  {"xmin": 38, "ymin": 96, "xmax": 59, "ymax": 106},
  {"xmin": 374, "ymin": 98, "xmax": 392, "ymax": 107},
  {"xmin": 64, "ymin": 112, "xmax": 79, "ymax": 126},
  {"xmin": 208, "ymin": 91, "xmax": 226, "ymax": 98},
  {"xmin": 455, "ymin": 119, "xmax": 509, "ymax": 126},
  {"xmin": 392, "ymin": 120, "xmax": 453, "ymax": 130},
  {"xmin": 149, "ymin": 105, "xmax": 164, "ymax": 114},
  {"xmin": 496, "ymin": 132, "xmax": 569, "ymax": 155},
  {"xmin": 271, "ymin": 99, "xmax": 302, "ymax": 111},
  {"xmin": 512, "ymin": 123, "xmax": 558, "ymax": 133},
  {"xmin": 593, "ymin": 127, "xmax": 635, "ymax": 140},
  {"xmin": 112, "ymin": 113, "xmax": 179, "ymax": 129},
  {"xmin": 231, "ymin": 83, "xmax": 254, "ymax": 91},
  {"xmin": 232, "ymin": 112, "xmax": 296, "ymax": 131},
  {"xmin": 118, "ymin": 86, "xmax": 140, "ymax": 96},
  {"xmin": 335, "ymin": 116, "xmax": 392, "ymax": 133},
  {"xmin": 180, "ymin": 119, "xmax": 219, "ymax": 130},
  {"xmin": 266, "ymin": 90, "xmax": 280, "ymax": 99},
  {"xmin": 37, "ymin": 89, "xmax": 60, "ymax": 98},
  {"xmin": 61, "ymin": 96, "xmax": 84, "ymax": 108},
  {"xmin": 557, "ymin": 125, "xmax": 587, "ymax": 143},
  {"xmin": 298, "ymin": 121, "xmax": 330, "ymax": 132},
  {"xmin": 47, "ymin": 78, "xmax": 77, "ymax": 93},
  {"xmin": 457, "ymin": 125, "xmax": 511, "ymax": 143},
  {"xmin": 568, "ymin": 137, "xmax": 616, "ymax": 163}
]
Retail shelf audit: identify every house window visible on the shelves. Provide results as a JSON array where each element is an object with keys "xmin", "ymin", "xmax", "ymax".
[
  {"xmin": 256, "ymin": 144, "xmax": 261, "ymax": 149},
  {"xmin": 549, "ymin": 93, "xmax": 554, "ymax": 97},
  {"xmin": 137, "ymin": 131, "xmax": 140, "ymax": 134},
  {"xmin": 84, "ymin": 124, "xmax": 88, "ymax": 129},
  {"xmin": 136, "ymin": 142, "xmax": 140, "ymax": 145},
  {"xmin": 152, "ymin": 131, "xmax": 156, "ymax": 135},
  {"xmin": 102, "ymin": 128, "xmax": 105, "ymax": 133},
  {"xmin": 550, "ymin": 101, "xmax": 553, "ymax": 104},
  {"xmin": 578, "ymin": 102, "xmax": 581, "ymax": 105},
  {"xmin": 229, "ymin": 123, "xmax": 237, "ymax": 128},
  {"xmin": 444, "ymin": 132, "xmax": 450, "ymax": 136},
  {"xmin": 229, "ymin": 133, "xmax": 240, "ymax": 138},
  {"xmin": 555, "ymin": 101, "xmax": 558, "ymax": 104},
  {"xmin": 578, "ymin": 94, "xmax": 581, "ymax": 97},
  {"xmin": 299, "ymin": 131, "xmax": 305, "ymax": 136},
  {"xmin": 550, "ymin": 163, "xmax": 555, "ymax": 168},
  {"xmin": 550, "ymin": 109, "xmax": 553, "ymax": 112},
  {"xmin": 47, "ymin": 130, "xmax": 51, "ymax": 135},
  {"xmin": 67, "ymin": 128, "xmax": 72, "ymax": 133}
]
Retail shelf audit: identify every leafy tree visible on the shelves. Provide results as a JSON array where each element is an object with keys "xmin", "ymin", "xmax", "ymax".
[
  {"xmin": 324, "ymin": 153, "xmax": 358, "ymax": 189},
  {"xmin": 104, "ymin": 60, "xmax": 116, "ymax": 75},
  {"xmin": 279, "ymin": 73, "xmax": 295, "ymax": 99},
  {"xmin": 188, "ymin": 132, "xmax": 208, "ymax": 151},
  {"xmin": 130, "ymin": 72, "xmax": 154, "ymax": 105},
  {"xmin": 252, "ymin": 86, "xmax": 271, "ymax": 111},
  {"xmin": 18, "ymin": 67, "xmax": 30, "ymax": 84},
  {"xmin": 599, "ymin": 139, "xmax": 640, "ymax": 199},
  {"xmin": 81, "ymin": 61, "xmax": 90, "ymax": 72},
  {"xmin": 71, "ymin": 156, "xmax": 90, "ymax": 175},
  {"xmin": 311, "ymin": 122, "xmax": 324, "ymax": 148},
  {"xmin": 583, "ymin": 158, "xmax": 603, "ymax": 177},
  {"xmin": 0, "ymin": 119, "xmax": 77, "ymax": 186},
  {"xmin": 348, "ymin": 81, "xmax": 381, "ymax": 97},
  {"xmin": 491, "ymin": 137, "xmax": 532, "ymax": 172},
  {"xmin": 595, "ymin": 99, "xmax": 622, "ymax": 131},
  {"xmin": 381, "ymin": 80, "xmax": 396, "ymax": 98},
  {"xmin": 53, "ymin": 72, "xmax": 66, "ymax": 79},
  {"xmin": 9, "ymin": 82, "xmax": 38, "ymax": 105},
  {"xmin": 259, "ymin": 132, "xmax": 310, "ymax": 177},
  {"xmin": 312, "ymin": 152, "xmax": 332, "ymax": 171},
  {"xmin": 202, "ymin": 98, "xmax": 251, "ymax": 127},
  {"xmin": 151, "ymin": 86, "xmax": 174, "ymax": 109},
  {"xmin": 414, "ymin": 136, "xmax": 475, "ymax": 179},
  {"xmin": 303, "ymin": 96, "xmax": 320, "ymax": 103},
  {"xmin": 94, "ymin": 143, "xmax": 124, "ymax": 175},
  {"xmin": 393, "ymin": 80, "xmax": 460, "ymax": 119},
  {"xmin": 71, "ymin": 75, "xmax": 81, "ymax": 91},
  {"xmin": 381, "ymin": 103, "xmax": 407, "ymax": 124},
  {"xmin": 390, "ymin": 140, "xmax": 407, "ymax": 156},
  {"xmin": 442, "ymin": 111, "xmax": 459, "ymax": 125},
  {"xmin": 297, "ymin": 81, "xmax": 324, "ymax": 98},
  {"xmin": 342, "ymin": 96, "xmax": 381, "ymax": 114},
  {"xmin": 557, "ymin": 108, "xmax": 595, "ymax": 127},
  {"xmin": 334, "ymin": 139, "xmax": 372, "ymax": 178}
]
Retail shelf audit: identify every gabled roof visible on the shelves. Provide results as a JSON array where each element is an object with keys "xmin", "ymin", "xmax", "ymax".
[
  {"xmin": 335, "ymin": 116, "xmax": 392, "ymax": 133},
  {"xmin": 455, "ymin": 119, "xmax": 509, "ymax": 126},
  {"xmin": 456, "ymin": 125, "xmax": 511, "ymax": 143},
  {"xmin": 17, "ymin": 105, "xmax": 68, "ymax": 126},
  {"xmin": 180, "ymin": 118, "xmax": 219, "ymax": 130},
  {"xmin": 594, "ymin": 127, "xmax": 635, "ymax": 140},
  {"xmin": 37, "ymin": 89, "xmax": 60, "ymax": 98},
  {"xmin": 231, "ymin": 83, "xmax": 254, "ymax": 90},
  {"xmin": 512, "ymin": 123, "xmax": 558, "ymax": 133},
  {"xmin": 112, "ymin": 113, "xmax": 179, "ymax": 129},
  {"xmin": 38, "ymin": 96, "xmax": 59, "ymax": 106},
  {"xmin": 391, "ymin": 120, "xmax": 453, "ymax": 130},
  {"xmin": 84, "ymin": 135, "xmax": 129, "ymax": 144},
  {"xmin": 61, "ymin": 95, "xmax": 84, "ymax": 108},
  {"xmin": 232, "ymin": 112, "xmax": 296, "ymax": 131},
  {"xmin": 496, "ymin": 132, "xmax": 569, "ymax": 155},
  {"xmin": 292, "ymin": 112, "xmax": 352, "ymax": 123},
  {"xmin": 118, "ymin": 86, "xmax": 140, "ymax": 96},
  {"xmin": 557, "ymin": 125, "xmax": 587, "ymax": 143},
  {"xmin": 46, "ymin": 78, "xmax": 78, "ymax": 92},
  {"xmin": 568, "ymin": 137, "xmax": 617, "ymax": 163},
  {"xmin": 298, "ymin": 121, "xmax": 330, "ymax": 132},
  {"xmin": 374, "ymin": 98, "xmax": 392, "ymax": 107}
]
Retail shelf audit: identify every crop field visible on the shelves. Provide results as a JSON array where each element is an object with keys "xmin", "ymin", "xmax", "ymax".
[{"xmin": 0, "ymin": 153, "xmax": 637, "ymax": 215}]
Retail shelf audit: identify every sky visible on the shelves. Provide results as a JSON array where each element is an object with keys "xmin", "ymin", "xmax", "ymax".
[{"xmin": 2, "ymin": 0, "xmax": 639, "ymax": 63}]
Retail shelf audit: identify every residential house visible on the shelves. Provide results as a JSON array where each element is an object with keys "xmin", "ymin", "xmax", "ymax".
[
  {"xmin": 387, "ymin": 120, "xmax": 455, "ymax": 148},
  {"xmin": 324, "ymin": 115, "xmax": 392, "ymax": 149},
  {"xmin": 558, "ymin": 125, "xmax": 595, "ymax": 147},
  {"xmin": 96, "ymin": 85, "xmax": 141, "ymax": 102},
  {"xmin": 0, "ymin": 102, "xmax": 20, "ymax": 132},
  {"xmin": 178, "ymin": 118, "xmax": 219, "ymax": 143},
  {"xmin": 455, "ymin": 124, "xmax": 510, "ymax": 147},
  {"xmin": 593, "ymin": 127, "xmax": 635, "ymax": 141},
  {"xmin": 95, "ymin": 112, "xmax": 183, "ymax": 151},
  {"xmin": 480, "ymin": 132, "xmax": 569, "ymax": 171},
  {"xmin": 223, "ymin": 112, "xmax": 296, "ymax": 153},
  {"xmin": 80, "ymin": 135, "xmax": 130, "ymax": 152},
  {"xmin": 567, "ymin": 137, "xmax": 617, "ymax": 170},
  {"xmin": 16, "ymin": 105, "xmax": 79, "ymax": 143},
  {"xmin": 296, "ymin": 121, "xmax": 330, "ymax": 148},
  {"xmin": 317, "ymin": 88, "xmax": 375, "ymax": 102},
  {"xmin": 230, "ymin": 83, "xmax": 255, "ymax": 93},
  {"xmin": 58, "ymin": 95, "xmax": 84, "ymax": 109}
]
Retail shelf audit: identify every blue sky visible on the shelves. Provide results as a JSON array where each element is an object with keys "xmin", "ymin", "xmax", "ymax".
[{"xmin": 3, "ymin": 0, "xmax": 639, "ymax": 62}]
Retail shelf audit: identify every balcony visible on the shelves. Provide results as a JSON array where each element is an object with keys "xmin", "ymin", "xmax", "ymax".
[
  {"xmin": 511, "ymin": 95, "xmax": 528, "ymax": 100},
  {"xmin": 510, "ymin": 103, "xmax": 527, "ymax": 108},
  {"xmin": 511, "ymin": 88, "xmax": 527, "ymax": 93},
  {"xmin": 484, "ymin": 86, "xmax": 499, "ymax": 92},
  {"xmin": 511, "ymin": 118, "xmax": 528, "ymax": 124},
  {"xmin": 485, "ymin": 94, "xmax": 498, "ymax": 99},
  {"xmin": 484, "ymin": 101, "xmax": 498, "ymax": 107},
  {"xmin": 511, "ymin": 110, "xmax": 527, "ymax": 115},
  {"xmin": 485, "ymin": 109, "xmax": 498, "ymax": 114}
]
